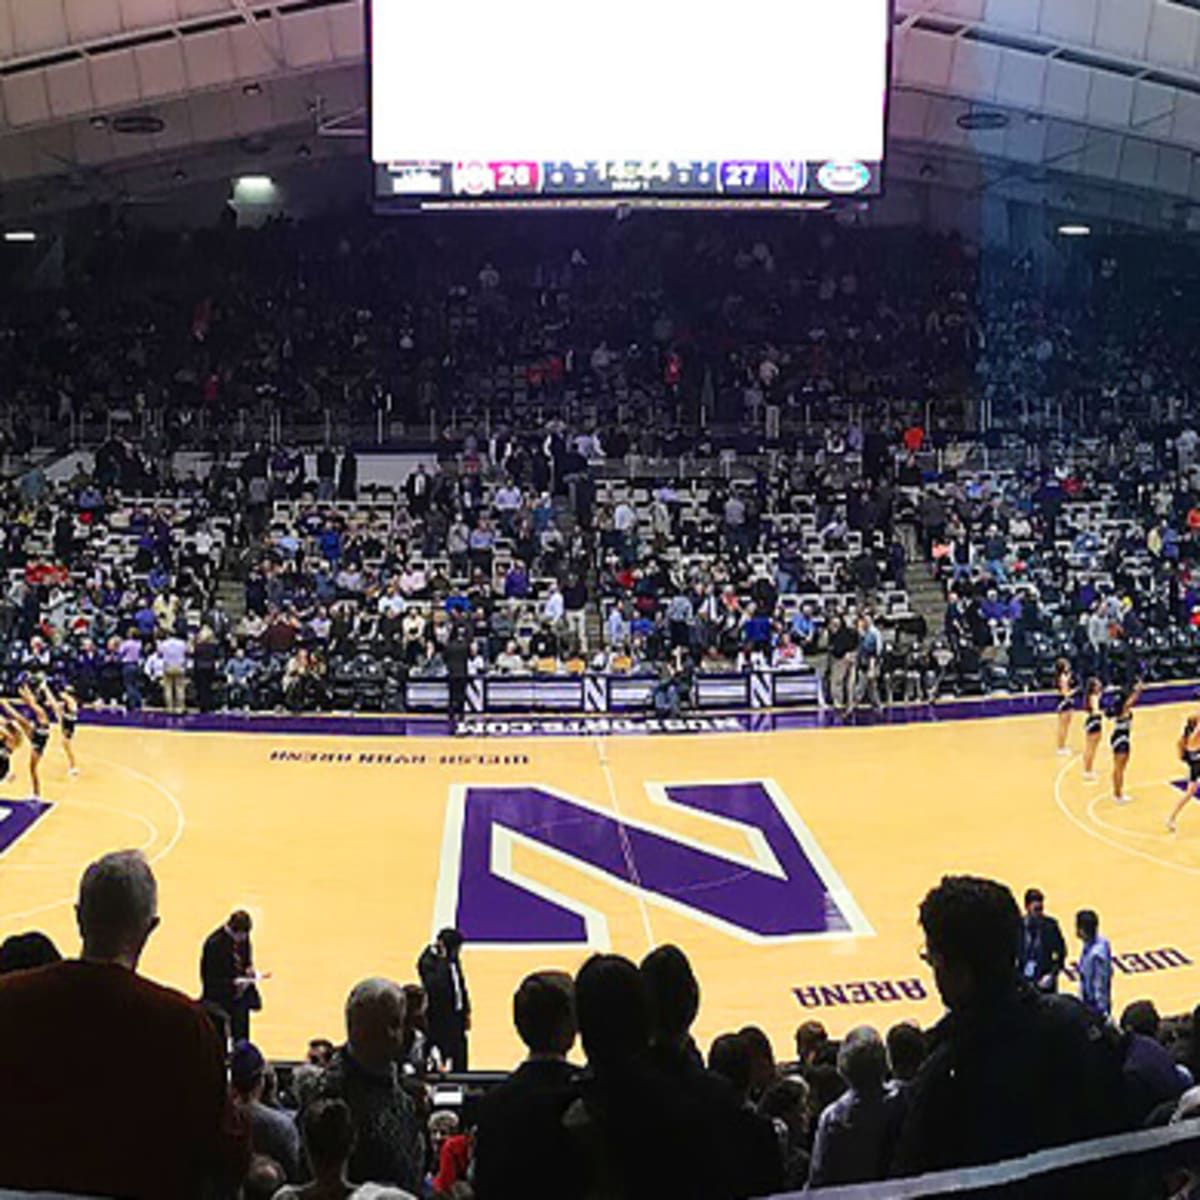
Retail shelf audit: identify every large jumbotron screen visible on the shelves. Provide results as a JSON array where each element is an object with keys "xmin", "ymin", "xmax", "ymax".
[{"xmin": 367, "ymin": 0, "xmax": 891, "ymax": 208}]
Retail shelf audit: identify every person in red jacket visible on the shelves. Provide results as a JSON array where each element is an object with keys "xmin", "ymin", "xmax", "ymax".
[{"xmin": 0, "ymin": 849, "xmax": 250, "ymax": 1199}]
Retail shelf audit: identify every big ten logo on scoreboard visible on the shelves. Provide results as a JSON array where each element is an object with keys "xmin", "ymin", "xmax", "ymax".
[
  {"xmin": 433, "ymin": 780, "xmax": 871, "ymax": 949},
  {"xmin": 0, "ymin": 798, "xmax": 51, "ymax": 855}
]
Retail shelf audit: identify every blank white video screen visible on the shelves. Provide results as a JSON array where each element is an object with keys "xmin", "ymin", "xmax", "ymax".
[{"xmin": 370, "ymin": 0, "xmax": 889, "ymax": 165}]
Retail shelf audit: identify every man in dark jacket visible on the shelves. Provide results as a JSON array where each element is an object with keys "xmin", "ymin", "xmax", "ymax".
[
  {"xmin": 894, "ymin": 876, "xmax": 1126, "ymax": 1181},
  {"xmin": 200, "ymin": 909, "xmax": 261, "ymax": 1045},
  {"xmin": 1018, "ymin": 887, "xmax": 1067, "ymax": 993},
  {"xmin": 417, "ymin": 928, "xmax": 470, "ymax": 1070},
  {"xmin": 443, "ymin": 630, "xmax": 470, "ymax": 719},
  {"xmin": 473, "ymin": 971, "xmax": 578, "ymax": 1199}
]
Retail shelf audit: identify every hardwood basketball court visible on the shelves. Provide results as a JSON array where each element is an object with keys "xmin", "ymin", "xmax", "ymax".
[{"xmin": 0, "ymin": 703, "xmax": 1197, "ymax": 1065}]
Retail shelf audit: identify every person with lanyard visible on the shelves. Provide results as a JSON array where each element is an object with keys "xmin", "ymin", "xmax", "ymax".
[{"xmin": 1017, "ymin": 888, "xmax": 1066, "ymax": 993}]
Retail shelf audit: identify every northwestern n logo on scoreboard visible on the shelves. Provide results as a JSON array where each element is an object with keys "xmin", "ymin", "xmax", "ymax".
[{"xmin": 434, "ymin": 781, "xmax": 871, "ymax": 949}]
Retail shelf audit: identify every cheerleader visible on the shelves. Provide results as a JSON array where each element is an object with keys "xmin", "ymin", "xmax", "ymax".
[
  {"xmin": 1110, "ymin": 681, "xmax": 1144, "ymax": 806},
  {"xmin": 41, "ymin": 683, "xmax": 78, "ymax": 776},
  {"xmin": 1080, "ymin": 677, "xmax": 1104, "ymax": 781},
  {"xmin": 0, "ymin": 685, "xmax": 52, "ymax": 798},
  {"xmin": 1168, "ymin": 713, "xmax": 1200, "ymax": 833},
  {"xmin": 0, "ymin": 717, "xmax": 22, "ymax": 785},
  {"xmin": 1054, "ymin": 658, "xmax": 1075, "ymax": 755}
]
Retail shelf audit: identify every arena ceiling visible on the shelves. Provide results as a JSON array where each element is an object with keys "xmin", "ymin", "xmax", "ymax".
[{"xmin": 3, "ymin": 0, "xmax": 1200, "ymax": 231}]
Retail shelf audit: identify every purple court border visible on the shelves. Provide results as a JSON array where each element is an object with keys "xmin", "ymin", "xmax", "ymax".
[{"xmin": 66, "ymin": 679, "xmax": 1200, "ymax": 739}]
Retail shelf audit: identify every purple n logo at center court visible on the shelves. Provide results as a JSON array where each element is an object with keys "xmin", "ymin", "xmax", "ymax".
[
  {"xmin": 434, "ymin": 781, "xmax": 871, "ymax": 948},
  {"xmin": 0, "ymin": 798, "xmax": 52, "ymax": 855}
]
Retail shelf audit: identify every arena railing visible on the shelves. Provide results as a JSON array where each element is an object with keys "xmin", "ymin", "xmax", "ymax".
[
  {"xmin": 3, "ymin": 1087, "xmax": 1194, "ymax": 1200},
  {"xmin": 792, "ymin": 1121, "xmax": 1200, "ymax": 1198}
]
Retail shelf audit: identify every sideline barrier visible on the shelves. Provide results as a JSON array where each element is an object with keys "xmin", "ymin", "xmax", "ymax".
[
  {"xmin": 792, "ymin": 1121, "xmax": 1200, "ymax": 1198},
  {"xmin": 5, "ymin": 1104, "xmax": 1197, "ymax": 1199}
]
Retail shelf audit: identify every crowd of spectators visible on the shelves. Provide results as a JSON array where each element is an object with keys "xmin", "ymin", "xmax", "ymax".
[
  {"xmin": 3, "ymin": 216, "xmax": 1200, "ymax": 715},
  {"xmin": 3, "ymin": 853, "xmax": 1200, "ymax": 1199}
]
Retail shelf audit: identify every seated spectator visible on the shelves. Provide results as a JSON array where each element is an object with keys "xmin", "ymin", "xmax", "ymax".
[
  {"xmin": 242, "ymin": 1153, "xmax": 287, "ymax": 1200},
  {"xmin": 1119, "ymin": 1000, "xmax": 1189, "ymax": 1126},
  {"xmin": 225, "ymin": 645, "xmax": 258, "ymax": 709},
  {"xmin": 893, "ymin": 875, "xmax": 1126, "ymax": 1176},
  {"xmin": 495, "ymin": 640, "xmax": 528, "ymax": 674},
  {"xmin": 808, "ymin": 1025, "xmax": 904, "ymax": 1187},
  {"xmin": 0, "ymin": 849, "xmax": 250, "ymax": 1197},
  {"xmin": 794, "ymin": 1019, "xmax": 829, "ymax": 1069},
  {"xmin": 738, "ymin": 1025, "xmax": 779, "ymax": 1103},
  {"xmin": 231, "ymin": 1039, "xmax": 302, "ymax": 1180},
  {"xmin": 276, "ymin": 1097, "xmax": 416, "ymax": 1200},
  {"xmin": 707, "ymin": 1031, "xmax": 786, "ymax": 1197},
  {"xmin": 313, "ymin": 978, "xmax": 424, "ymax": 1193},
  {"xmin": 0, "ymin": 930, "xmax": 61, "ymax": 974},
  {"xmin": 885, "ymin": 1021, "xmax": 927, "ymax": 1086},
  {"xmin": 428, "ymin": 1110, "xmax": 470, "ymax": 1196},
  {"xmin": 760, "ymin": 1077, "xmax": 811, "ymax": 1191}
]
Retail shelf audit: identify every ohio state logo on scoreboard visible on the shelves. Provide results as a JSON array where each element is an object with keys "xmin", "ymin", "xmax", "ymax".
[{"xmin": 433, "ymin": 780, "xmax": 871, "ymax": 949}]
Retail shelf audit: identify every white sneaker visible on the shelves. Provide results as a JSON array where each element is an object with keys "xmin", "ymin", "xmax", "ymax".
[
  {"xmin": 1057, "ymin": 747, "xmax": 1072, "ymax": 757},
  {"xmin": 1167, "ymin": 821, "xmax": 1178, "ymax": 834},
  {"xmin": 68, "ymin": 768, "xmax": 78, "ymax": 777},
  {"xmin": 1114, "ymin": 794, "xmax": 1131, "ymax": 806},
  {"xmin": 1082, "ymin": 771, "xmax": 1097, "ymax": 782}
]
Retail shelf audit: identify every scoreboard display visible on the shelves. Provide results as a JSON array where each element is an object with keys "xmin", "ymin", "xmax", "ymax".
[{"xmin": 368, "ymin": 0, "xmax": 891, "ymax": 208}]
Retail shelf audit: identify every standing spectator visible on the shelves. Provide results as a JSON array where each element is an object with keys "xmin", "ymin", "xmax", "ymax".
[
  {"xmin": 543, "ymin": 580, "xmax": 565, "ymax": 631},
  {"xmin": 827, "ymin": 615, "xmax": 858, "ymax": 717},
  {"xmin": 808, "ymin": 1026, "xmax": 904, "ymax": 1187},
  {"xmin": 1019, "ymin": 887, "xmax": 1067, "ymax": 993},
  {"xmin": 562, "ymin": 572, "xmax": 589, "ymax": 651},
  {"xmin": 856, "ymin": 613, "xmax": 883, "ymax": 712},
  {"xmin": 0, "ymin": 850, "xmax": 250, "ymax": 1197},
  {"xmin": 894, "ymin": 875, "xmax": 1125, "ymax": 1175},
  {"xmin": 473, "ymin": 971, "xmax": 578, "ymax": 1200},
  {"xmin": 641, "ymin": 944, "xmax": 768, "ymax": 1198},
  {"xmin": 192, "ymin": 625, "xmax": 220, "ymax": 712},
  {"xmin": 417, "ymin": 928, "xmax": 471, "ymax": 1071},
  {"xmin": 230, "ymin": 1040, "xmax": 302, "ymax": 1181},
  {"xmin": 1076, "ymin": 908, "xmax": 1113, "ymax": 1020},
  {"xmin": 316, "ymin": 445, "xmax": 337, "ymax": 502},
  {"xmin": 0, "ymin": 930, "xmax": 60, "ymax": 974},
  {"xmin": 201, "ymin": 909, "xmax": 262, "ymax": 1044},
  {"xmin": 338, "ymin": 448, "xmax": 358, "ymax": 501},
  {"xmin": 118, "ymin": 626, "xmax": 144, "ymax": 710},
  {"xmin": 563, "ymin": 954, "xmax": 718, "ymax": 1197},
  {"xmin": 314, "ymin": 980, "xmax": 424, "ymax": 1192},
  {"xmin": 160, "ymin": 627, "xmax": 189, "ymax": 713},
  {"xmin": 405, "ymin": 463, "xmax": 431, "ymax": 518},
  {"xmin": 443, "ymin": 630, "xmax": 470, "ymax": 720}
]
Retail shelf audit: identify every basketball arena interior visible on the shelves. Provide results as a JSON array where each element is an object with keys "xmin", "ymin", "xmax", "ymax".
[{"xmin": 8, "ymin": 1, "xmax": 1200, "ymax": 1197}]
